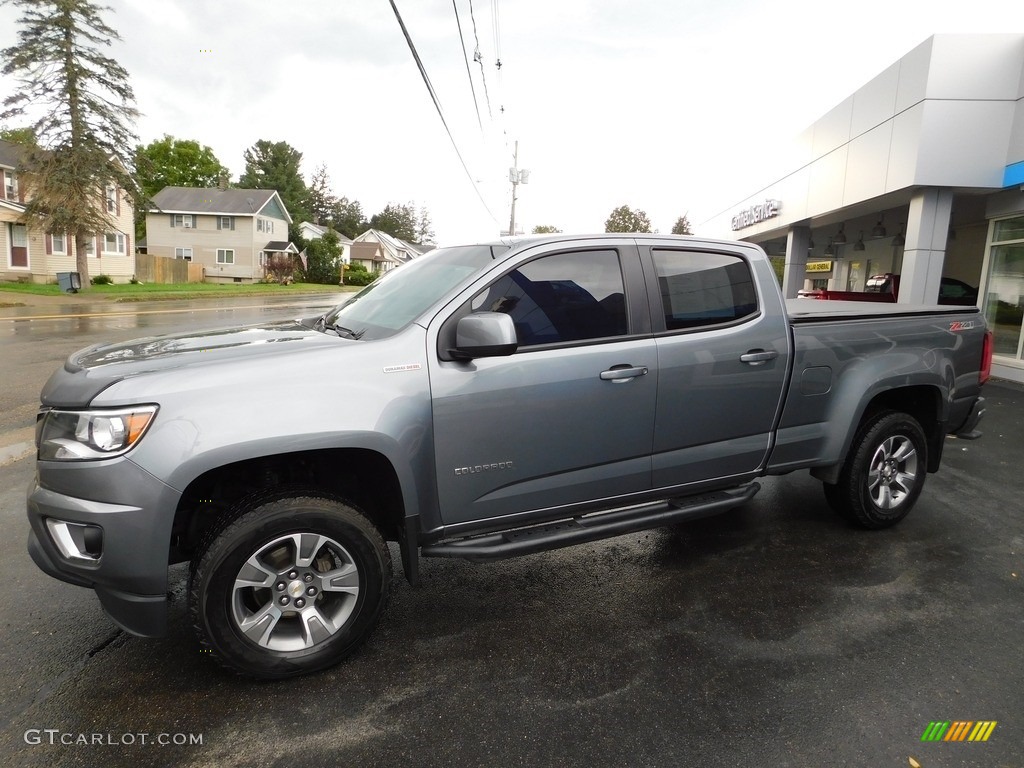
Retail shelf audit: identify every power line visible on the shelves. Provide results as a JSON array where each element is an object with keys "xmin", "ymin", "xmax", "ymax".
[
  {"xmin": 388, "ymin": 0, "xmax": 499, "ymax": 226},
  {"xmin": 467, "ymin": 0, "xmax": 493, "ymax": 119},
  {"xmin": 452, "ymin": 0, "xmax": 483, "ymax": 134}
]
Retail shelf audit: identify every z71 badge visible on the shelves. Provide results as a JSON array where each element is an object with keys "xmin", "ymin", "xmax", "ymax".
[{"xmin": 949, "ymin": 321, "xmax": 975, "ymax": 332}]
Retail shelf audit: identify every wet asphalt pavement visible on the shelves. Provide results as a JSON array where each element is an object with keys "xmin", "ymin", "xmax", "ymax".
[{"xmin": 0, "ymin": 301, "xmax": 1021, "ymax": 768}]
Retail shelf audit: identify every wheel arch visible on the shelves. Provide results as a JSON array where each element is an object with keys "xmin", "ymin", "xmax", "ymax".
[
  {"xmin": 812, "ymin": 384, "xmax": 945, "ymax": 484},
  {"xmin": 171, "ymin": 447, "xmax": 407, "ymax": 567}
]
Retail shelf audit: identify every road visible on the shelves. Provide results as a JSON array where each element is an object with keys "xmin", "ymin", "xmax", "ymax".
[{"xmin": 0, "ymin": 301, "xmax": 1021, "ymax": 767}]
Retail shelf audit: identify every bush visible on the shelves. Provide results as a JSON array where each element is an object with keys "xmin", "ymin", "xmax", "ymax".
[
  {"xmin": 343, "ymin": 264, "xmax": 377, "ymax": 286},
  {"xmin": 91, "ymin": 274, "xmax": 113, "ymax": 285}
]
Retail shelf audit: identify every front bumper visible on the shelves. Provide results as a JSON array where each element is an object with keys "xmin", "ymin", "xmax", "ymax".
[{"xmin": 26, "ymin": 458, "xmax": 181, "ymax": 638}]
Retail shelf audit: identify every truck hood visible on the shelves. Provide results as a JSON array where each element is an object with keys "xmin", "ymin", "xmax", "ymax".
[{"xmin": 41, "ymin": 320, "xmax": 348, "ymax": 407}]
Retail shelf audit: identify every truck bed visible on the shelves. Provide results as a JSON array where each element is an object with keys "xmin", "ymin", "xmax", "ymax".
[{"xmin": 786, "ymin": 299, "xmax": 981, "ymax": 322}]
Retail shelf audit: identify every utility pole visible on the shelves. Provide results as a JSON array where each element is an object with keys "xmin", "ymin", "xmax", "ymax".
[{"xmin": 507, "ymin": 140, "xmax": 529, "ymax": 236}]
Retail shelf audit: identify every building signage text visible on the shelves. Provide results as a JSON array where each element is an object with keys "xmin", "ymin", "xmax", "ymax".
[
  {"xmin": 731, "ymin": 199, "xmax": 781, "ymax": 231},
  {"xmin": 806, "ymin": 261, "xmax": 833, "ymax": 273}
]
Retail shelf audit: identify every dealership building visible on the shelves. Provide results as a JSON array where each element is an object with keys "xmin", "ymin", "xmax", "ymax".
[{"xmin": 704, "ymin": 34, "xmax": 1024, "ymax": 383}]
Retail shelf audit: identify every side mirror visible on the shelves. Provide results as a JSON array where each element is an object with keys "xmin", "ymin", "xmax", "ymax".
[{"xmin": 451, "ymin": 312, "xmax": 518, "ymax": 360}]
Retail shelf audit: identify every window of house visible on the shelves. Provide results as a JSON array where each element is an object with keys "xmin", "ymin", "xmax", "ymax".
[
  {"xmin": 51, "ymin": 233, "xmax": 66, "ymax": 255},
  {"xmin": 173, "ymin": 214, "xmax": 194, "ymax": 228},
  {"xmin": 4, "ymin": 170, "xmax": 17, "ymax": 200},
  {"xmin": 219, "ymin": 216, "xmax": 232, "ymax": 230},
  {"xmin": 471, "ymin": 249, "xmax": 628, "ymax": 347},
  {"xmin": 651, "ymin": 249, "xmax": 758, "ymax": 330},
  {"xmin": 257, "ymin": 218, "xmax": 274, "ymax": 234},
  {"xmin": 105, "ymin": 185, "xmax": 117, "ymax": 214},
  {"xmin": 103, "ymin": 232, "xmax": 125, "ymax": 254},
  {"xmin": 217, "ymin": 249, "xmax": 234, "ymax": 264},
  {"xmin": 175, "ymin": 247, "xmax": 193, "ymax": 262},
  {"xmin": 85, "ymin": 238, "xmax": 95, "ymax": 256}
]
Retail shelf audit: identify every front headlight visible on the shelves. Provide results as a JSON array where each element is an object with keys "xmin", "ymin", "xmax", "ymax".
[{"xmin": 36, "ymin": 406, "xmax": 158, "ymax": 461}]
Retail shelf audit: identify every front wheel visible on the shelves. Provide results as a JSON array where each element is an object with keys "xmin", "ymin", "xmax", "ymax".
[
  {"xmin": 189, "ymin": 495, "xmax": 391, "ymax": 679},
  {"xmin": 824, "ymin": 411, "xmax": 928, "ymax": 529}
]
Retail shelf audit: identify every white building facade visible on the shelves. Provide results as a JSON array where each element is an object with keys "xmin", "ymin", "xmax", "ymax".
[{"xmin": 704, "ymin": 34, "xmax": 1024, "ymax": 383}]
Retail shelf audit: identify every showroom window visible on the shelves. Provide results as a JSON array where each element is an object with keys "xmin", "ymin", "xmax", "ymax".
[{"xmin": 983, "ymin": 215, "xmax": 1024, "ymax": 361}]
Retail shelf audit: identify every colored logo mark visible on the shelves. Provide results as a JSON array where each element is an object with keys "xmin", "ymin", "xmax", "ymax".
[{"xmin": 920, "ymin": 721, "xmax": 997, "ymax": 742}]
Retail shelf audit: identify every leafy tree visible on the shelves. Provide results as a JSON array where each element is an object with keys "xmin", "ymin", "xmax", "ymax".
[
  {"xmin": 532, "ymin": 224, "xmax": 562, "ymax": 234},
  {"xmin": 303, "ymin": 228, "xmax": 342, "ymax": 285},
  {"xmin": 604, "ymin": 205, "xmax": 652, "ymax": 233},
  {"xmin": 328, "ymin": 197, "xmax": 366, "ymax": 239},
  {"xmin": 0, "ymin": 125, "xmax": 37, "ymax": 147},
  {"xmin": 671, "ymin": 214, "xmax": 692, "ymax": 235},
  {"xmin": 416, "ymin": 205, "xmax": 435, "ymax": 245},
  {"xmin": 369, "ymin": 202, "xmax": 417, "ymax": 242},
  {"xmin": 307, "ymin": 163, "xmax": 338, "ymax": 226},
  {"xmin": 135, "ymin": 135, "xmax": 229, "ymax": 199},
  {"xmin": 239, "ymin": 139, "xmax": 310, "ymax": 240},
  {"xmin": 135, "ymin": 135, "xmax": 229, "ymax": 238},
  {"xmin": 1, "ymin": 0, "xmax": 141, "ymax": 288}
]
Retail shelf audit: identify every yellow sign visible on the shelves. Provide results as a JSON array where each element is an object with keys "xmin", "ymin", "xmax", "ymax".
[{"xmin": 806, "ymin": 261, "xmax": 833, "ymax": 273}]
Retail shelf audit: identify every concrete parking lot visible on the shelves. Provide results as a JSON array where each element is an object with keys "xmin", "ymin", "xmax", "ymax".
[{"xmin": 0, "ymin": 298, "xmax": 1020, "ymax": 767}]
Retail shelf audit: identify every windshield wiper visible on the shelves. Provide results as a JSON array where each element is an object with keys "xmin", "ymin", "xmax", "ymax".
[{"xmin": 321, "ymin": 318, "xmax": 364, "ymax": 340}]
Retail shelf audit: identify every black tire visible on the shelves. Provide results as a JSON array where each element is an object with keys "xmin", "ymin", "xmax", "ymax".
[
  {"xmin": 825, "ymin": 410, "xmax": 928, "ymax": 529},
  {"xmin": 189, "ymin": 495, "xmax": 391, "ymax": 679}
]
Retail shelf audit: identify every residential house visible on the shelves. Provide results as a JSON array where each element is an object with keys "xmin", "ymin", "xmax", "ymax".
[
  {"xmin": 349, "ymin": 241, "xmax": 389, "ymax": 272},
  {"xmin": 146, "ymin": 187, "xmax": 298, "ymax": 283},
  {"xmin": 299, "ymin": 221, "xmax": 352, "ymax": 264},
  {"xmin": 352, "ymin": 229, "xmax": 428, "ymax": 272},
  {"xmin": 0, "ymin": 139, "xmax": 136, "ymax": 284}
]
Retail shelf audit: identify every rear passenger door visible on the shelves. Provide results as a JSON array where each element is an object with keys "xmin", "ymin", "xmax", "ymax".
[{"xmin": 639, "ymin": 243, "xmax": 790, "ymax": 489}]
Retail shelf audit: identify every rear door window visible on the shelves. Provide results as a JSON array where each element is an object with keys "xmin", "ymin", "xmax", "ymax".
[{"xmin": 651, "ymin": 249, "xmax": 758, "ymax": 330}]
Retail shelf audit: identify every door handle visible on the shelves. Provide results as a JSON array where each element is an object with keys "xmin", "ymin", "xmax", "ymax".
[
  {"xmin": 739, "ymin": 350, "xmax": 778, "ymax": 366},
  {"xmin": 600, "ymin": 365, "xmax": 648, "ymax": 382}
]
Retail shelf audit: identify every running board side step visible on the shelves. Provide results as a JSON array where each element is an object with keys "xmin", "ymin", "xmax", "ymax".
[{"xmin": 420, "ymin": 483, "xmax": 760, "ymax": 563}]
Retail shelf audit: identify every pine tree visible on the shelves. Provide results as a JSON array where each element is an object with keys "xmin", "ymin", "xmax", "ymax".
[
  {"xmin": 671, "ymin": 214, "xmax": 692, "ymax": 235},
  {"xmin": 1, "ymin": 0, "xmax": 141, "ymax": 287}
]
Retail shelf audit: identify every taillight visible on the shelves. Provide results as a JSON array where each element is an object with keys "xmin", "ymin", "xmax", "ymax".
[{"xmin": 980, "ymin": 330, "xmax": 993, "ymax": 385}]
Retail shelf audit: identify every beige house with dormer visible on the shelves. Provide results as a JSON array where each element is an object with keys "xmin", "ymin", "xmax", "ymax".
[{"xmin": 146, "ymin": 187, "xmax": 297, "ymax": 283}]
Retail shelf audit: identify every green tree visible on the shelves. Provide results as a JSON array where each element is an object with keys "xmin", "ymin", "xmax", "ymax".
[
  {"xmin": 239, "ymin": 139, "xmax": 310, "ymax": 240},
  {"xmin": 303, "ymin": 229, "xmax": 342, "ymax": 285},
  {"xmin": 416, "ymin": 205, "xmax": 435, "ymax": 245},
  {"xmin": 370, "ymin": 202, "xmax": 417, "ymax": 242},
  {"xmin": 135, "ymin": 135, "xmax": 229, "ymax": 239},
  {"xmin": 0, "ymin": 125, "xmax": 37, "ymax": 147},
  {"xmin": 135, "ymin": 135, "xmax": 229, "ymax": 199},
  {"xmin": 532, "ymin": 224, "xmax": 562, "ymax": 234},
  {"xmin": 1, "ymin": 0, "xmax": 141, "ymax": 288},
  {"xmin": 671, "ymin": 214, "xmax": 692, "ymax": 235},
  {"xmin": 604, "ymin": 205, "xmax": 652, "ymax": 233},
  {"xmin": 328, "ymin": 197, "xmax": 366, "ymax": 239},
  {"xmin": 307, "ymin": 163, "xmax": 337, "ymax": 226}
]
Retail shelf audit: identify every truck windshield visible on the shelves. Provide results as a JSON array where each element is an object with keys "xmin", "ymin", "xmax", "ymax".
[{"xmin": 321, "ymin": 244, "xmax": 506, "ymax": 340}]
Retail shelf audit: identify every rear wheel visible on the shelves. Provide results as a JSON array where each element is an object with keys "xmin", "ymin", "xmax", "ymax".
[
  {"xmin": 190, "ymin": 495, "xmax": 391, "ymax": 679},
  {"xmin": 824, "ymin": 411, "xmax": 928, "ymax": 529}
]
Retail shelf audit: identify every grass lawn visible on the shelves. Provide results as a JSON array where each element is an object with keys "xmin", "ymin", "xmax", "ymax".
[{"xmin": 0, "ymin": 281, "xmax": 359, "ymax": 302}]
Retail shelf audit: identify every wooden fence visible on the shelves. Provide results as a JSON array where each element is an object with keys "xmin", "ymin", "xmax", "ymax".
[{"xmin": 135, "ymin": 253, "xmax": 205, "ymax": 284}]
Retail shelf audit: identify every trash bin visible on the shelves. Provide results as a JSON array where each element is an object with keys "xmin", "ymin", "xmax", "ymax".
[{"xmin": 57, "ymin": 272, "xmax": 81, "ymax": 293}]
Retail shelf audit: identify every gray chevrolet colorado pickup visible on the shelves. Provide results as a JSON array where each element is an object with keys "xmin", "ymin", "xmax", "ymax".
[{"xmin": 27, "ymin": 234, "xmax": 991, "ymax": 678}]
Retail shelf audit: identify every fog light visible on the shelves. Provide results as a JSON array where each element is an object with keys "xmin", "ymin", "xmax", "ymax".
[{"xmin": 45, "ymin": 519, "xmax": 103, "ymax": 563}]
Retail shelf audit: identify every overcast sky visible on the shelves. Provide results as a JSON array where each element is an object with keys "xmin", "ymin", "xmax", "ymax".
[{"xmin": 0, "ymin": 0, "xmax": 1021, "ymax": 244}]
